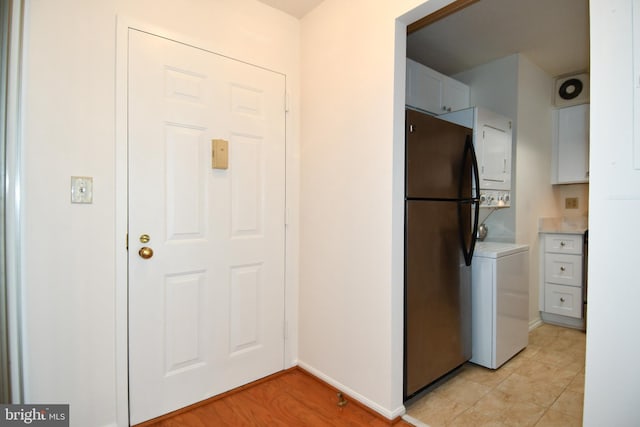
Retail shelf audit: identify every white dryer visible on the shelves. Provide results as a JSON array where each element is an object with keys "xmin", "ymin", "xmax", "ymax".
[{"xmin": 440, "ymin": 107, "xmax": 513, "ymax": 208}]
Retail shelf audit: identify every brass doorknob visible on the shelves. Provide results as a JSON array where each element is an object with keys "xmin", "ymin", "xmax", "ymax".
[{"xmin": 138, "ymin": 247, "xmax": 154, "ymax": 259}]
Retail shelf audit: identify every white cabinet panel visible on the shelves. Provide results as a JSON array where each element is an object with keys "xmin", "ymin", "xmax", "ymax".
[
  {"xmin": 443, "ymin": 77, "xmax": 470, "ymax": 114},
  {"xmin": 406, "ymin": 58, "xmax": 442, "ymax": 114},
  {"xmin": 544, "ymin": 253, "xmax": 583, "ymax": 287},
  {"xmin": 552, "ymin": 104, "xmax": 590, "ymax": 184},
  {"xmin": 544, "ymin": 283, "xmax": 582, "ymax": 318},
  {"xmin": 543, "ymin": 233, "xmax": 583, "ymax": 254},
  {"xmin": 406, "ymin": 58, "xmax": 469, "ymax": 115}
]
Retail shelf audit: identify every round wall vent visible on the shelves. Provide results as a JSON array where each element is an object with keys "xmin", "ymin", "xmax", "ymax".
[
  {"xmin": 555, "ymin": 74, "xmax": 589, "ymax": 107},
  {"xmin": 558, "ymin": 78, "xmax": 584, "ymax": 100}
]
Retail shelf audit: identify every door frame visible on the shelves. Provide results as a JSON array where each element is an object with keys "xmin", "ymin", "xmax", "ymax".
[{"xmin": 115, "ymin": 17, "xmax": 296, "ymax": 426}]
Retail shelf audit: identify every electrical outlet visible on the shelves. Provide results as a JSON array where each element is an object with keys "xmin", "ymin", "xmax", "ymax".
[{"xmin": 565, "ymin": 197, "xmax": 579, "ymax": 209}]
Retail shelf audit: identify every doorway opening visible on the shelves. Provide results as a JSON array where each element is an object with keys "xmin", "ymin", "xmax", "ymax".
[{"xmin": 402, "ymin": 0, "xmax": 590, "ymax": 424}]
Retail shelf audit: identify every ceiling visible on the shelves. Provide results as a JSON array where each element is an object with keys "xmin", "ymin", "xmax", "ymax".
[
  {"xmin": 255, "ymin": 0, "xmax": 589, "ymax": 79},
  {"xmin": 407, "ymin": 0, "xmax": 590, "ymax": 77},
  {"xmin": 256, "ymin": 0, "xmax": 323, "ymax": 19}
]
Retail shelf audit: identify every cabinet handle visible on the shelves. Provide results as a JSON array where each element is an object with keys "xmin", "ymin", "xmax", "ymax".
[
  {"xmin": 560, "ymin": 241, "xmax": 566, "ymax": 247},
  {"xmin": 560, "ymin": 266, "xmax": 566, "ymax": 272},
  {"xmin": 560, "ymin": 297, "xmax": 565, "ymax": 303}
]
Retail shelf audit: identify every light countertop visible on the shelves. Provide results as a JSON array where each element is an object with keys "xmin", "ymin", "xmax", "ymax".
[
  {"xmin": 474, "ymin": 241, "xmax": 529, "ymax": 258},
  {"xmin": 538, "ymin": 217, "xmax": 588, "ymax": 235}
]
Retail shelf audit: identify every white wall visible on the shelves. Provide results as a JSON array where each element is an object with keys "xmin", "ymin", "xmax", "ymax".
[
  {"xmin": 456, "ymin": 54, "xmax": 559, "ymax": 325},
  {"xmin": 584, "ymin": 0, "xmax": 640, "ymax": 424},
  {"xmin": 554, "ymin": 184, "xmax": 589, "ymax": 218},
  {"xmin": 21, "ymin": 1, "xmax": 300, "ymax": 426},
  {"xmin": 513, "ymin": 55, "xmax": 556, "ymax": 325},
  {"xmin": 298, "ymin": 0, "xmax": 455, "ymax": 418},
  {"xmin": 454, "ymin": 55, "xmax": 519, "ymax": 243}
]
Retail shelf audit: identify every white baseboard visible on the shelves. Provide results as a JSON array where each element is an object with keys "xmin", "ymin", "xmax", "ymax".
[
  {"xmin": 402, "ymin": 414, "xmax": 431, "ymax": 426},
  {"xmin": 540, "ymin": 312, "xmax": 585, "ymax": 330},
  {"xmin": 296, "ymin": 361, "xmax": 406, "ymax": 421},
  {"xmin": 529, "ymin": 317, "xmax": 544, "ymax": 331}
]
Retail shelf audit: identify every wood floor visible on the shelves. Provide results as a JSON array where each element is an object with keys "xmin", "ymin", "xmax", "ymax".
[{"xmin": 137, "ymin": 367, "xmax": 412, "ymax": 427}]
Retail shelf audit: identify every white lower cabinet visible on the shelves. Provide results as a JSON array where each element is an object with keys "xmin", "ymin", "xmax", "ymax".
[{"xmin": 539, "ymin": 232, "xmax": 585, "ymax": 327}]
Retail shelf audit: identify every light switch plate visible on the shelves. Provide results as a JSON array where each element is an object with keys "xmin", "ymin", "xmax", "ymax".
[{"xmin": 71, "ymin": 176, "xmax": 93, "ymax": 204}]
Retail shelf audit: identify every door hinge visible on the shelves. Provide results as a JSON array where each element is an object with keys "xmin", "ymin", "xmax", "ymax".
[
  {"xmin": 284, "ymin": 91, "xmax": 290, "ymax": 113},
  {"xmin": 126, "ymin": 233, "xmax": 129, "ymax": 250},
  {"xmin": 283, "ymin": 320, "xmax": 288, "ymax": 340}
]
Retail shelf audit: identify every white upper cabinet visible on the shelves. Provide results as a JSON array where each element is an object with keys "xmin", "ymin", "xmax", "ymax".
[
  {"xmin": 443, "ymin": 77, "xmax": 471, "ymax": 114},
  {"xmin": 552, "ymin": 104, "xmax": 590, "ymax": 184},
  {"xmin": 406, "ymin": 58, "xmax": 470, "ymax": 115}
]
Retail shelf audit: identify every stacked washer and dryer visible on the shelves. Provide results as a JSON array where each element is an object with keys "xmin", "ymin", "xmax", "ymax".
[{"xmin": 441, "ymin": 107, "xmax": 530, "ymax": 370}]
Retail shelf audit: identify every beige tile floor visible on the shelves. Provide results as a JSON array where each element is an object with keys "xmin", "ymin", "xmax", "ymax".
[{"xmin": 406, "ymin": 323, "xmax": 585, "ymax": 427}]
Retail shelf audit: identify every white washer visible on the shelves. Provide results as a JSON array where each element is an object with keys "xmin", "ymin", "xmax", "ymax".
[{"xmin": 472, "ymin": 242, "xmax": 529, "ymax": 369}]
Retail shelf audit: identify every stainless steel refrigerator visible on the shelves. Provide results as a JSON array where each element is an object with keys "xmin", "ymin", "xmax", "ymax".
[{"xmin": 404, "ymin": 108, "xmax": 480, "ymax": 400}]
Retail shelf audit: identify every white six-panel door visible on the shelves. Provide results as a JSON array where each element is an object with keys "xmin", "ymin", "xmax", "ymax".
[{"xmin": 127, "ymin": 30, "xmax": 285, "ymax": 424}]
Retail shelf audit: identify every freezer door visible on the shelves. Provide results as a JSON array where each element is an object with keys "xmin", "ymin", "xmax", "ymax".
[
  {"xmin": 406, "ymin": 109, "xmax": 474, "ymax": 200},
  {"xmin": 404, "ymin": 200, "xmax": 472, "ymax": 400}
]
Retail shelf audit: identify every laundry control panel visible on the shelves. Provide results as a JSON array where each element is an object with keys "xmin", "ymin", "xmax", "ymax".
[{"xmin": 479, "ymin": 190, "xmax": 511, "ymax": 208}]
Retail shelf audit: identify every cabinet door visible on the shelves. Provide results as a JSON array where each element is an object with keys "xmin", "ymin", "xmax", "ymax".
[
  {"xmin": 406, "ymin": 58, "xmax": 443, "ymax": 114},
  {"xmin": 554, "ymin": 104, "xmax": 589, "ymax": 183},
  {"xmin": 443, "ymin": 77, "xmax": 470, "ymax": 113}
]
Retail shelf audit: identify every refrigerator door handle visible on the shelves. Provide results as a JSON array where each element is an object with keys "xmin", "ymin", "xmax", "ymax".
[{"xmin": 458, "ymin": 135, "xmax": 480, "ymax": 266}]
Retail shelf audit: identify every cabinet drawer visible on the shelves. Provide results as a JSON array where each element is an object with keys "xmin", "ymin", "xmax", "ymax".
[
  {"xmin": 544, "ymin": 253, "xmax": 582, "ymax": 286},
  {"xmin": 544, "ymin": 234, "xmax": 583, "ymax": 254},
  {"xmin": 544, "ymin": 283, "xmax": 582, "ymax": 318}
]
